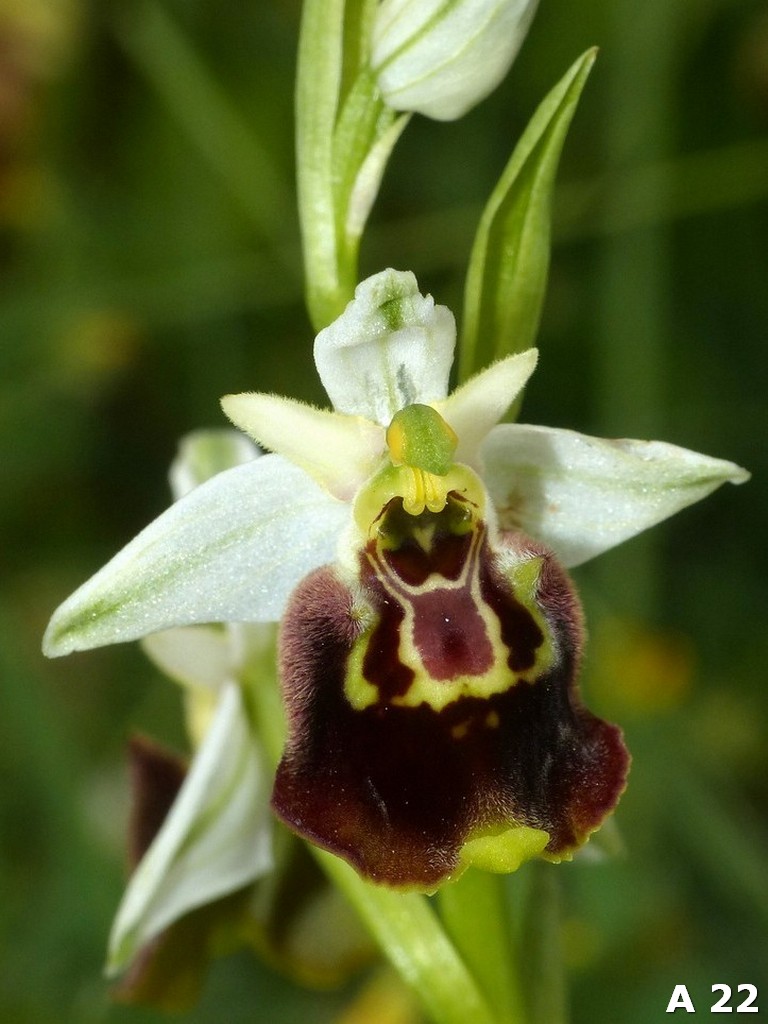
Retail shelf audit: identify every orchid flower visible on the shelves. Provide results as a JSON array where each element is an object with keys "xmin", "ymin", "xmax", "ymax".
[{"xmin": 44, "ymin": 269, "xmax": 748, "ymax": 895}]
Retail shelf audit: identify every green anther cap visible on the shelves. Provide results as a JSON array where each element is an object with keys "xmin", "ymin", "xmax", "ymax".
[{"xmin": 386, "ymin": 404, "xmax": 458, "ymax": 475}]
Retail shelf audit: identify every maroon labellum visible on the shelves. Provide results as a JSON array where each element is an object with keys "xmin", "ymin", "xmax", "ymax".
[{"xmin": 272, "ymin": 494, "xmax": 629, "ymax": 890}]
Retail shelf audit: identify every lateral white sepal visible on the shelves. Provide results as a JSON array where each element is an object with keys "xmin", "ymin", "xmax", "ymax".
[
  {"xmin": 483, "ymin": 423, "xmax": 749, "ymax": 566},
  {"xmin": 43, "ymin": 455, "xmax": 348, "ymax": 654}
]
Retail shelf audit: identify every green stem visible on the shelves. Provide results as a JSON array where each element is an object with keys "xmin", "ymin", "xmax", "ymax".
[
  {"xmin": 439, "ymin": 871, "xmax": 527, "ymax": 1024},
  {"xmin": 297, "ymin": 0, "xmax": 405, "ymax": 329},
  {"xmin": 520, "ymin": 863, "xmax": 568, "ymax": 1024},
  {"xmin": 319, "ymin": 854, "xmax": 498, "ymax": 1024},
  {"xmin": 296, "ymin": 0, "xmax": 347, "ymax": 330}
]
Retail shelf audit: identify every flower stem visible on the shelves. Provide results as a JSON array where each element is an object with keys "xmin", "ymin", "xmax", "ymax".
[
  {"xmin": 519, "ymin": 863, "xmax": 568, "ymax": 1024},
  {"xmin": 317, "ymin": 853, "xmax": 499, "ymax": 1024},
  {"xmin": 297, "ymin": 0, "xmax": 403, "ymax": 330},
  {"xmin": 438, "ymin": 870, "xmax": 527, "ymax": 1024}
]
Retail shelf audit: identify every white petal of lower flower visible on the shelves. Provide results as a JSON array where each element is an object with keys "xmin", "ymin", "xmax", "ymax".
[
  {"xmin": 106, "ymin": 682, "xmax": 272, "ymax": 975},
  {"xmin": 314, "ymin": 269, "xmax": 456, "ymax": 424},
  {"xmin": 142, "ymin": 622, "xmax": 280, "ymax": 748},
  {"xmin": 483, "ymin": 423, "xmax": 750, "ymax": 567},
  {"xmin": 43, "ymin": 455, "xmax": 349, "ymax": 656},
  {"xmin": 221, "ymin": 392, "xmax": 385, "ymax": 501},
  {"xmin": 435, "ymin": 349, "xmax": 538, "ymax": 466},
  {"xmin": 170, "ymin": 429, "xmax": 261, "ymax": 501},
  {"xmin": 141, "ymin": 626, "xmax": 233, "ymax": 691}
]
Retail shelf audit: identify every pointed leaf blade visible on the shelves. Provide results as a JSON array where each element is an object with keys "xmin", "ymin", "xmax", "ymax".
[{"xmin": 459, "ymin": 48, "xmax": 597, "ymax": 385}]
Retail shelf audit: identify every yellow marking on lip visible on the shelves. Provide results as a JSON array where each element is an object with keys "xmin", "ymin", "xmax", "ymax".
[
  {"xmin": 344, "ymin": 638, "xmax": 381, "ymax": 711},
  {"xmin": 376, "ymin": 533, "xmax": 554, "ymax": 712},
  {"xmin": 344, "ymin": 480, "xmax": 556, "ymax": 714},
  {"xmin": 343, "ymin": 520, "xmax": 556, "ymax": 714}
]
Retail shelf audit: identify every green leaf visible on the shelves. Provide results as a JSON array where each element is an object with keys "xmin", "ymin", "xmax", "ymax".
[
  {"xmin": 343, "ymin": 110, "xmax": 409, "ymax": 255},
  {"xmin": 340, "ymin": 0, "xmax": 380, "ymax": 101},
  {"xmin": 459, "ymin": 49, "xmax": 597, "ymax": 385},
  {"xmin": 332, "ymin": 70, "xmax": 385, "ymax": 211},
  {"xmin": 328, "ymin": 68, "xmax": 410, "ymax": 314}
]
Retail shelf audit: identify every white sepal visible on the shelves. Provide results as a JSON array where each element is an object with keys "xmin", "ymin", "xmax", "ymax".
[
  {"xmin": 436, "ymin": 348, "xmax": 538, "ymax": 466},
  {"xmin": 221, "ymin": 392, "xmax": 385, "ymax": 501},
  {"xmin": 43, "ymin": 455, "xmax": 348, "ymax": 655},
  {"xmin": 106, "ymin": 682, "xmax": 272, "ymax": 975},
  {"xmin": 372, "ymin": 0, "xmax": 539, "ymax": 121},
  {"xmin": 483, "ymin": 423, "xmax": 750, "ymax": 567},
  {"xmin": 314, "ymin": 269, "xmax": 455, "ymax": 424}
]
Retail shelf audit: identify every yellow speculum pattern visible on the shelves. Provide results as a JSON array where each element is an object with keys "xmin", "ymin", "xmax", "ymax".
[
  {"xmin": 345, "ymin": 403, "xmax": 556, "ymax": 713},
  {"xmin": 344, "ymin": 536, "xmax": 555, "ymax": 713},
  {"xmin": 344, "ymin": 515, "xmax": 556, "ymax": 717}
]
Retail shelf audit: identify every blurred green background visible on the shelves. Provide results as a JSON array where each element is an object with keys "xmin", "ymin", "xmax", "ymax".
[{"xmin": 1, "ymin": 0, "xmax": 766, "ymax": 1021}]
